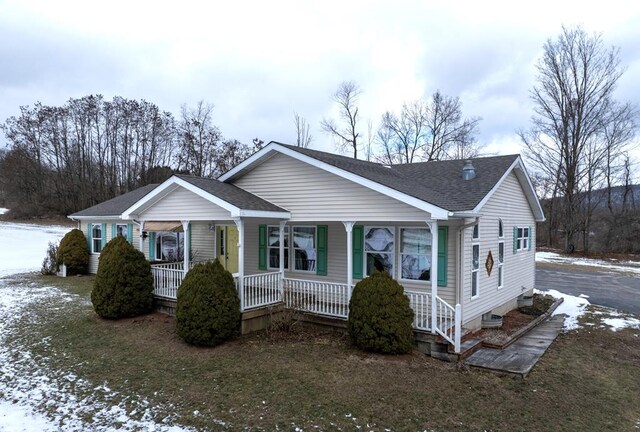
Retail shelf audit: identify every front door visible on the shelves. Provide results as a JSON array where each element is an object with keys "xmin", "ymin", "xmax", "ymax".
[{"xmin": 217, "ymin": 225, "xmax": 239, "ymax": 274}]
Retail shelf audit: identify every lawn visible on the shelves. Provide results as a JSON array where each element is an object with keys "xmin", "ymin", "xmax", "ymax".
[{"xmin": 3, "ymin": 274, "xmax": 640, "ymax": 431}]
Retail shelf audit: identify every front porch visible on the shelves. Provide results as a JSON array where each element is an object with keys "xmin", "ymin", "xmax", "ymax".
[{"xmin": 150, "ymin": 263, "xmax": 462, "ymax": 352}]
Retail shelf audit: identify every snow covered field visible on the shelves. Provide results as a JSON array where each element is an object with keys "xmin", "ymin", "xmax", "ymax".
[{"xmin": 536, "ymin": 251, "xmax": 640, "ymax": 275}]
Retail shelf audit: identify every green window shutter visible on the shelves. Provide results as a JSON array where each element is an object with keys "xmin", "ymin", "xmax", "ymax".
[
  {"xmin": 352, "ymin": 225, "xmax": 364, "ymax": 279},
  {"xmin": 87, "ymin": 223, "xmax": 92, "ymax": 251},
  {"xmin": 127, "ymin": 224, "xmax": 133, "ymax": 245},
  {"xmin": 149, "ymin": 232, "xmax": 156, "ymax": 261},
  {"xmin": 437, "ymin": 226, "xmax": 448, "ymax": 287},
  {"xmin": 258, "ymin": 225, "xmax": 267, "ymax": 270},
  {"xmin": 111, "ymin": 223, "xmax": 116, "ymax": 240},
  {"xmin": 528, "ymin": 225, "xmax": 532, "ymax": 251},
  {"xmin": 316, "ymin": 225, "xmax": 328, "ymax": 276},
  {"xmin": 513, "ymin": 226, "xmax": 518, "ymax": 254},
  {"xmin": 101, "ymin": 223, "xmax": 107, "ymax": 248}
]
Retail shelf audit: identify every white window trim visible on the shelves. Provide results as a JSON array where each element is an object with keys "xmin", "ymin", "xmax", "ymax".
[
  {"xmin": 291, "ymin": 225, "xmax": 317, "ymax": 274},
  {"xmin": 398, "ymin": 226, "xmax": 431, "ymax": 284},
  {"xmin": 92, "ymin": 225, "xmax": 102, "ymax": 255},
  {"xmin": 497, "ymin": 240, "xmax": 504, "ymax": 289},
  {"xmin": 267, "ymin": 225, "xmax": 289, "ymax": 271},
  {"xmin": 472, "ymin": 222, "xmax": 479, "ymax": 240},
  {"xmin": 116, "ymin": 223, "xmax": 128, "ymax": 242},
  {"xmin": 471, "ymin": 242, "xmax": 480, "ymax": 299},
  {"xmin": 364, "ymin": 226, "xmax": 396, "ymax": 278},
  {"xmin": 498, "ymin": 219, "xmax": 504, "ymax": 239},
  {"xmin": 516, "ymin": 226, "xmax": 529, "ymax": 251}
]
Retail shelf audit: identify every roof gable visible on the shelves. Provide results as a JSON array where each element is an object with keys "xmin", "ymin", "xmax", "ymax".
[{"xmin": 70, "ymin": 184, "xmax": 159, "ymax": 218}]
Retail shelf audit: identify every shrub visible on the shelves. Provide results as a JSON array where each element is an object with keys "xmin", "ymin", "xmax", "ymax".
[
  {"xmin": 41, "ymin": 241, "xmax": 59, "ymax": 275},
  {"xmin": 91, "ymin": 236, "xmax": 154, "ymax": 319},
  {"xmin": 57, "ymin": 229, "xmax": 89, "ymax": 275},
  {"xmin": 348, "ymin": 271, "xmax": 415, "ymax": 354},
  {"xmin": 176, "ymin": 259, "xmax": 241, "ymax": 346}
]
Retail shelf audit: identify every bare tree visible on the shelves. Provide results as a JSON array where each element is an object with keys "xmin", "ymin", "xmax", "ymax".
[
  {"xmin": 293, "ymin": 112, "xmax": 312, "ymax": 148},
  {"xmin": 321, "ymin": 81, "xmax": 361, "ymax": 158},
  {"xmin": 519, "ymin": 25, "xmax": 638, "ymax": 252},
  {"xmin": 380, "ymin": 99, "xmax": 428, "ymax": 164},
  {"xmin": 176, "ymin": 101, "xmax": 222, "ymax": 177}
]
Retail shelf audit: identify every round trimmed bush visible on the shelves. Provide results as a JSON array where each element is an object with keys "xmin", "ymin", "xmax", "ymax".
[
  {"xmin": 91, "ymin": 236, "xmax": 154, "ymax": 319},
  {"xmin": 176, "ymin": 259, "xmax": 241, "ymax": 346},
  {"xmin": 348, "ymin": 271, "xmax": 415, "ymax": 354},
  {"xmin": 57, "ymin": 228, "xmax": 89, "ymax": 275}
]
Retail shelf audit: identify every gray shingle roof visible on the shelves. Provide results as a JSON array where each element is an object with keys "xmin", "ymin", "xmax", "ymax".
[
  {"xmin": 273, "ymin": 142, "xmax": 519, "ymax": 212},
  {"xmin": 70, "ymin": 184, "xmax": 159, "ymax": 217},
  {"xmin": 176, "ymin": 175, "xmax": 287, "ymax": 213}
]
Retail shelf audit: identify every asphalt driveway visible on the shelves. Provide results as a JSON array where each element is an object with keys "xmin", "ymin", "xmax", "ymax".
[{"xmin": 536, "ymin": 266, "xmax": 640, "ymax": 315}]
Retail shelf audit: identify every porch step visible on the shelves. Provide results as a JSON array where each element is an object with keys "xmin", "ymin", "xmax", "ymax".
[{"xmin": 451, "ymin": 337, "xmax": 483, "ymax": 360}]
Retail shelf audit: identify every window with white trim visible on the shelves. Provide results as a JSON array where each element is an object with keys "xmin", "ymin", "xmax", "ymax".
[
  {"xmin": 498, "ymin": 219, "xmax": 504, "ymax": 238},
  {"xmin": 268, "ymin": 226, "xmax": 289, "ymax": 269},
  {"xmin": 472, "ymin": 222, "xmax": 479, "ymax": 240},
  {"xmin": 116, "ymin": 224, "xmax": 128, "ymax": 242},
  {"xmin": 471, "ymin": 244, "xmax": 479, "ymax": 297},
  {"xmin": 92, "ymin": 225, "xmax": 102, "ymax": 254},
  {"xmin": 400, "ymin": 228, "xmax": 431, "ymax": 281},
  {"xmin": 498, "ymin": 219, "xmax": 504, "ymax": 289},
  {"xmin": 156, "ymin": 232, "xmax": 184, "ymax": 262},
  {"xmin": 293, "ymin": 226, "xmax": 316, "ymax": 272},
  {"xmin": 516, "ymin": 226, "xmax": 530, "ymax": 251},
  {"xmin": 364, "ymin": 226, "xmax": 394, "ymax": 276}
]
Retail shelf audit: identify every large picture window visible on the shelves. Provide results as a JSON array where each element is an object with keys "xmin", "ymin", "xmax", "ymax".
[
  {"xmin": 116, "ymin": 224, "xmax": 128, "ymax": 242},
  {"xmin": 365, "ymin": 227, "xmax": 394, "ymax": 276},
  {"xmin": 293, "ymin": 227, "xmax": 316, "ymax": 272},
  {"xmin": 155, "ymin": 232, "xmax": 184, "ymax": 262},
  {"xmin": 92, "ymin": 224, "xmax": 102, "ymax": 254},
  {"xmin": 268, "ymin": 226, "xmax": 289, "ymax": 269},
  {"xmin": 400, "ymin": 228, "xmax": 431, "ymax": 281}
]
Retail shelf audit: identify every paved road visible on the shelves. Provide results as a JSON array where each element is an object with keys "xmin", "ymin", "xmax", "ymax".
[{"xmin": 536, "ymin": 266, "xmax": 640, "ymax": 315}]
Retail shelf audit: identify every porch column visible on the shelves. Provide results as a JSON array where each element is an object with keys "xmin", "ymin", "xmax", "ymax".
[
  {"xmin": 181, "ymin": 220, "xmax": 190, "ymax": 276},
  {"xmin": 343, "ymin": 221, "xmax": 355, "ymax": 298},
  {"xmin": 233, "ymin": 218, "xmax": 245, "ymax": 312},
  {"xmin": 279, "ymin": 221, "xmax": 286, "ymax": 294},
  {"xmin": 429, "ymin": 220, "xmax": 439, "ymax": 332},
  {"xmin": 139, "ymin": 220, "xmax": 145, "ymax": 253}
]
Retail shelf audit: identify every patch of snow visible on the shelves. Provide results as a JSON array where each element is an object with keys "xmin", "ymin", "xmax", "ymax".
[
  {"xmin": 602, "ymin": 317, "xmax": 640, "ymax": 332},
  {"xmin": 0, "ymin": 222, "xmax": 70, "ymax": 278},
  {"xmin": 579, "ymin": 294, "xmax": 590, "ymax": 299},
  {"xmin": 0, "ymin": 208, "xmax": 8, "ymax": 215},
  {"xmin": 536, "ymin": 251, "xmax": 640, "ymax": 275},
  {"xmin": 537, "ymin": 288, "xmax": 590, "ymax": 331}
]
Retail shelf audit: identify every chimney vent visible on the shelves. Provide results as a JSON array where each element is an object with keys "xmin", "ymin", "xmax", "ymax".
[{"xmin": 462, "ymin": 160, "xmax": 476, "ymax": 180}]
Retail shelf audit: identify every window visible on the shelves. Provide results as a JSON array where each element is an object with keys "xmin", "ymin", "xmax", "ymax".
[
  {"xmin": 516, "ymin": 226, "xmax": 530, "ymax": 251},
  {"xmin": 471, "ymin": 244, "xmax": 479, "ymax": 297},
  {"xmin": 400, "ymin": 228, "xmax": 431, "ymax": 281},
  {"xmin": 268, "ymin": 226, "xmax": 289, "ymax": 269},
  {"xmin": 364, "ymin": 227, "xmax": 394, "ymax": 276},
  {"xmin": 497, "ymin": 241, "xmax": 504, "ymax": 288},
  {"xmin": 156, "ymin": 232, "xmax": 184, "ymax": 262},
  {"xmin": 293, "ymin": 227, "xmax": 316, "ymax": 271},
  {"xmin": 472, "ymin": 223, "xmax": 479, "ymax": 239},
  {"xmin": 116, "ymin": 224, "xmax": 128, "ymax": 242},
  {"xmin": 92, "ymin": 224, "xmax": 102, "ymax": 254},
  {"xmin": 498, "ymin": 219, "xmax": 504, "ymax": 238}
]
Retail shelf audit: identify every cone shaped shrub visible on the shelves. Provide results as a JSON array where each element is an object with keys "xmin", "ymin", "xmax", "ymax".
[
  {"xmin": 91, "ymin": 236, "xmax": 154, "ymax": 319},
  {"xmin": 348, "ymin": 271, "xmax": 415, "ymax": 354},
  {"xmin": 176, "ymin": 259, "xmax": 241, "ymax": 347},
  {"xmin": 57, "ymin": 229, "xmax": 89, "ymax": 275}
]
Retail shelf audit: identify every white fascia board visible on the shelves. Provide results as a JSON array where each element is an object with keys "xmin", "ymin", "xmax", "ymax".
[
  {"xmin": 68, "ymin": 215, "xmax": 123, "ymax": 220},
  {"xmin": 236, "ymin": 210, "xmax": 291, "ymax": 219},
  {"xmin": 121, "ymin": 175, "xmax": 182, "ymax": 219},
  {"xmin": 220, "ymin": 142, "xmax": 449, "ymax": 220},
  {"xmin": 471, "ymin": 157, "xmax": 545, "ymax": 222}
]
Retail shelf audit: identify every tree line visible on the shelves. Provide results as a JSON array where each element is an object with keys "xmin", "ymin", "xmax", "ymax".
[{"xmin": 0, "ymin": 97, "xmax": 261, "ymax": 217}]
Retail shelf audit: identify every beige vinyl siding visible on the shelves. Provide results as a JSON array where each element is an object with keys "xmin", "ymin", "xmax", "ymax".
[
  {"xmin": 139, "ymin": 186, "xmax": 231, "ymax": 221},
  {"xmin": 190, "ymin": 221, "xmax": 215, "ymax": 262},
  {"xmin": 233, "ymin": 153, "xmax": 431, "ymax": 221},
  {"xmin": 242, "ymin": 219, "xmax": 456, "ymax": 304},
  {"xmin": 80, "ymin": 220, "xmax": 142, "ymax": 274},
  {"xmin": 461, "ymin": 172, "xmax": 536, "ymax": 325}
]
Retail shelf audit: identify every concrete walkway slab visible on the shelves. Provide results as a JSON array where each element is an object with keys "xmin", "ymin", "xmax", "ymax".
[{"xmin": 465, "ymin": 314, "xmax": 565, "ymax": 377}]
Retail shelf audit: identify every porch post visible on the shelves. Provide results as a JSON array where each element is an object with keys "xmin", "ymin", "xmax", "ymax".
[
  {"xmin": 343, "ymin": 221, "xmax": 355, "ymax": 298},
  {"xmin": 279, "ymin": 221, "xmax": 286, "ymax": 295},
  {"xmin": 233, "ymin": 218, "xmax": 245, "ymax": 312},
  {"xmin": 181, "ymin": 220, "xmax": 190, "ymax": 276},
  {"xmin": 429, "ymin": 220, "xmax": 439, "ymax": 333},
  {"xmin": 139, "ymin": 220, "xmax": 145, "ymax": 253}
]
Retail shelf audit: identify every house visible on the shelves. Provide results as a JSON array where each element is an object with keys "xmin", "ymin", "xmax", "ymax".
[{"xmin": 69, "ymin": 141, "xmax": 545, "ymax": 354}]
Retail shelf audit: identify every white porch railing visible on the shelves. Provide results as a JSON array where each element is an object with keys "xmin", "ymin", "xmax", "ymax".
[
  {"xmin": 433, "ymin": 296, "xmax": 462, "ymax": 353},
  {"xmin": 284, "ymin": 278, "xmax": 350, "ymax": 318},
  {"xmin": 404, "ymin": 289, "xmax": 431, "ymax": 331},
  {"xmin": 242, "ymin": 271, "xmax": 282, "ymax": 310},
  {"xmin": 151, "ymin": 265, "xmax": 185, "ymax": 299}
]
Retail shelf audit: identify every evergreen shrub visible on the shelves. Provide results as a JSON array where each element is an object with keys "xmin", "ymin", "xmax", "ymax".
[
  {"xmin": 91, "ymin": 236, "xmax": 154, "ymax": 319},
  {"xmin": 176, "ymin": 260, "xmax": 241, "ymax": 346},
  {"xmin": 57, "ymin": 228, "xmax": 89, "ymax": 275},
  {"xmin": 348, "ymin": 271, "xmax": 415, "ymax": 354}
]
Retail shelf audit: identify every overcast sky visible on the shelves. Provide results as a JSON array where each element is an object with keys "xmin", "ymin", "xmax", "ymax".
[{"xmin": 1, "ymin": 0, "xmax": 639, "ymax": 162}]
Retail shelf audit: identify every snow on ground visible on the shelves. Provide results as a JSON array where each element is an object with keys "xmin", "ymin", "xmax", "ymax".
[
  {"xmin": 0, "ymin": 221, "xmax": 70, "ymax": 278},
  {"xmin": 0, "ymin": 222, "xmax": 193, "ymax": 431},
  {"xmin": 536, "ymin": 251, "xmax": 640, "ymax": 275},
  {"xmin": 537, "ymin": 288, "xmax": 591, "ymax": 331},
  {"xmin": 0, "ymin": 208, "xmax": 8, "ymax": 215}
]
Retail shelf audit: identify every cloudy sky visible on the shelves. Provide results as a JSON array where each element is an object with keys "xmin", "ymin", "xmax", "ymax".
[{"xmin": 1, "ymin": 0, "xmax": 639, "ymax": 161}]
